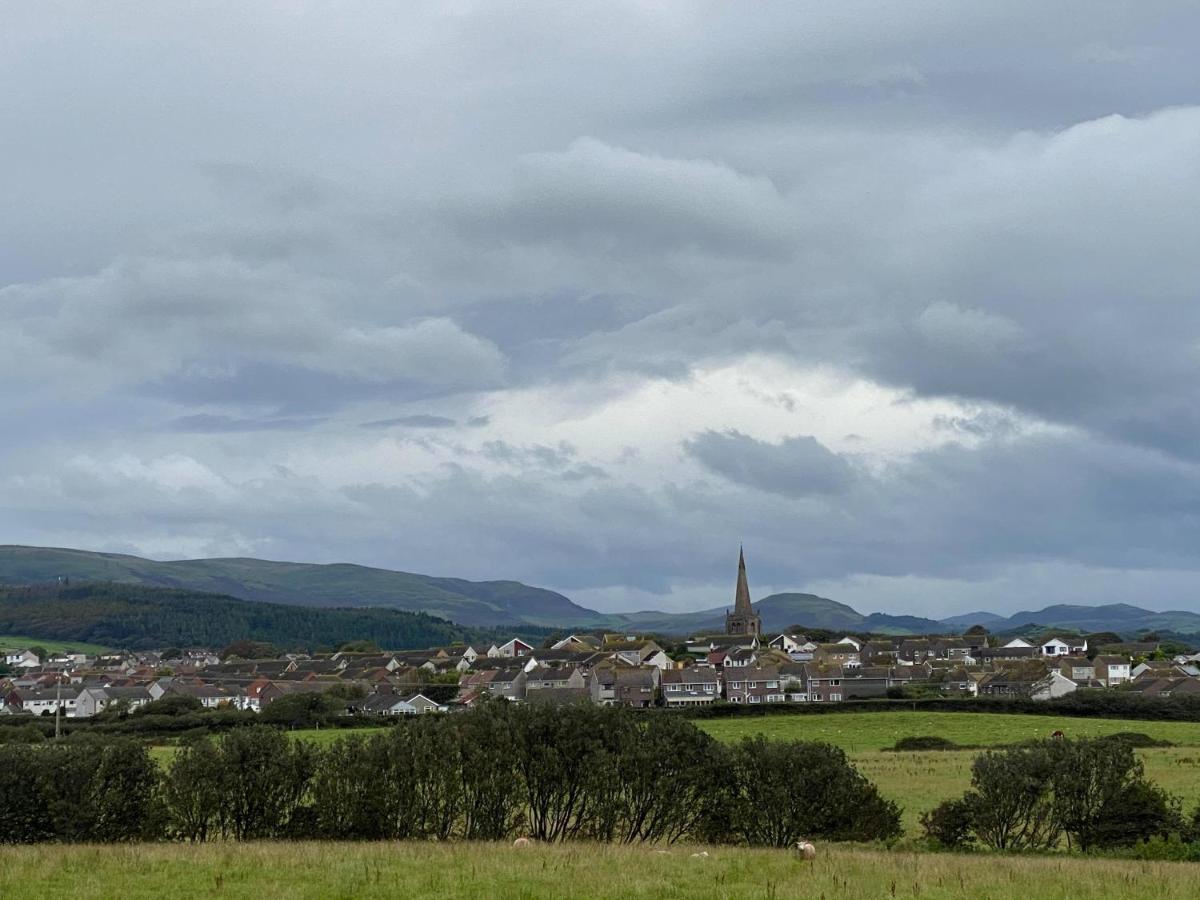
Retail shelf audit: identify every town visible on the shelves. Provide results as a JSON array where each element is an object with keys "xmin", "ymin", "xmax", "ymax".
[{"xmin": 5, "ymin": 555, "xmax": 1196, "ymax": 720}]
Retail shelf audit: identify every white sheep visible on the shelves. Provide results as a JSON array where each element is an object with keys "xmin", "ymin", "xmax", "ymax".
[{"xmin": 794, "ymin": 841, "xmax": 816, "ymax": 860}]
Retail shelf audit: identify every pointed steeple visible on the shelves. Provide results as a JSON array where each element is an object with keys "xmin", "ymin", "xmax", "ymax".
[{"xmin": 734, "ymin": 545, "xmax": 752, "ymax": 614}]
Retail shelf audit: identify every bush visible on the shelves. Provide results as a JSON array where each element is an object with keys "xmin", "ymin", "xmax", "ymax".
[
  {"xmin": 0, "ymin": 724, "xmax": 46, "ymax": 744},
  {"xmin": 728, "ymin": 737, "xmax": 902, "ymax": 846},
  {"xmin": 1097, "ymin": 732, "xmax": 1174, "ymax": 749},
  {"xmin": 888, "ymin": 736, "xmax": 963, "ymax": 752},
  {"xmin": 920, "ymin": 797, "xmax": 977, "ymax": 849}
]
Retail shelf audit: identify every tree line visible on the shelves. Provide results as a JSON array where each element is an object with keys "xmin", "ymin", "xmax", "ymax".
[{"xmin": 0, "ymin": 702, "xmax": 900, "ymax": 846}]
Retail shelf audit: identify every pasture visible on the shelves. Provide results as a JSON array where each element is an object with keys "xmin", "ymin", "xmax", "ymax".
[
  {"xmin": 699, "ymin": 711, "xmax": 1200, "ymax": 831},
  {"xmin": 0, "ymin": 634, "xmax": 113, "ymax": 655},
  {"xmin": 2, "ymin": 840, "xmax": 1199, "ymax": 900}
]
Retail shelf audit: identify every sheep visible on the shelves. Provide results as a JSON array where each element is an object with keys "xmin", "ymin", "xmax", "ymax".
[
  {"xmin": 794, "ymin": 841, "xmax": 816, "ymax": 861},
  {"xmin": 512, "ymin": 837, "xmax": 533, "ymax": 849}
]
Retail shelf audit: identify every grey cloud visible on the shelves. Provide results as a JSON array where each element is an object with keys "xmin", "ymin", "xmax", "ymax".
[
  {"xmin": 168, "ymin": 414, "xmax": 326, "ymax": 433},
  {"xmin": 360, "ymin": 415, "xmax": 458, "ymax": 430},
  {"xmin": 685, "ymin": 431, "xmax": 856, "ymax": 497},
  {"xmin": 4, "ymin": 3, "xmax": 1200, "ymax": 616},
  {"xmin": 457, "ymin": 138, "xmax": 801, "ymax": 260}
]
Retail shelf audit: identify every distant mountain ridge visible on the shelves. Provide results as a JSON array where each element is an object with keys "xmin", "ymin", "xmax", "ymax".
[
  {"xmin": 965, "ymin": 603, "xmax": 1200, "ymax": 637},
  {"xmin": 1, "ymin": 545, "xmax": 1197, "ymax": 638},
  {"xmin": 620, "ymin": 593, "xmax": 946, "ymax": 636}
]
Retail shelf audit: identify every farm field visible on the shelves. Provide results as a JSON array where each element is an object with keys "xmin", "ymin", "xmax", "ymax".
[
  {"xmin": 2, "ymin": 840, "xmax": 1199, "ymax": 900},
  {"xmin": 698, "ymin": 712, "xmax": 1200, "ymax": 830},
  {"xmin": 0, "ymin": 634, "xmax": 113, "ymax": 655},
  {"xmin": 696, "ymin": 710, "xmax": 1200, "ymax": 752}
]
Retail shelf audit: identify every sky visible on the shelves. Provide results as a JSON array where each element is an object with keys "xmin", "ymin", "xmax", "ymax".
[{"xmin": 3, "ymin": 2, "xmax": 1200, "ymax": 618}]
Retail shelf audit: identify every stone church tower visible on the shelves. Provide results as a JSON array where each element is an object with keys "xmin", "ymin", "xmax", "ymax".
[{"xmin": 724, "ymin": 546, "xmax": 762, "ymax": 637}]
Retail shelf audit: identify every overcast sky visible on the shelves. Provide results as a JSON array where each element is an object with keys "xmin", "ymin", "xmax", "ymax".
[{"xmin": 3, "ymin": 3, "xmax": 1200, "ymax": 618}]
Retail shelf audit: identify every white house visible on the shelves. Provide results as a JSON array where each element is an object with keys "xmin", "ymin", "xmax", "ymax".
[
  {"xmin": 1003, "ymin": 638, "xmax": 1035, "ymax": 649},
  {"xmin": 4, "ymin": 649, "xmax": 41, "ymax": 669},
  {"xmin": 1041, "ymin": 636, "xmax": 1087, "ymax": 657},
  {"xmin": 1031, "ymin": 670, "xmax": 1078, "ymax": 700}
]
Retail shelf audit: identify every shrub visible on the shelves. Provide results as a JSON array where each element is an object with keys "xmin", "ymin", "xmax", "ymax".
[
  {"xmin": 728, "ymin": 737, "xmax": 902, "ymax": 847},
  {"xmin": 889, "ymin": 736, "xmax": 963, "ymax": 752},
  {"xmin": 920, "ymin": 797, "xmax": 977, "ymax": 849}
]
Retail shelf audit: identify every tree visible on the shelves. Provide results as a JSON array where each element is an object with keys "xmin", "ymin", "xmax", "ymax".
[
  {"xmin": 133, "ymin": 694, "xmax": 203, "ymax": 717},
  {"xmin": 215, "ymin": 726, "xmax": 316, "ymax": 839},
  {"xmin": 337, "ymin": 640, "xmax": 380, "ymax": 654},
  {"xmin": 219, "ymin": 640, "xmax": 278, "ymax": 661},
  {"xmin": 0, "ymin": 746, "xmax": 53, "ymax": 843},
  {"xmin": 162, "ymin": 738, "xmax": 226, "ymax": 842},
  {"xmin": 455, "ymin": 699, "xmax": 524, "ymax": 840},
  {"xmin": 920, "ymin": 797, "xmax": 976, "ymax": 849},
  {"xmin": 962, "ymin": 744, "xmax": 1060, "ymax": 851},
  {"xmin": 965, "ymin": 625, "xmax": 989, "ymax": 636},
  {"xmin": 729, "ymin": 737, "xmax": 901, "ymax": 847},
  {"xmin": 1052, "ymin": 738, "xmax": 1178, "ymax": 850},
  {"xmin": 258, "ymin": 692, "xmax": 343, "ymax": 729}
]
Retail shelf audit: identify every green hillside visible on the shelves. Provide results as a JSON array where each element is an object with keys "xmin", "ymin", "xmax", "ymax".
[
  {"xmin": 0, "ymin": 582, "xmax": 552, "ymax": 651},
  {"xmin": 0, "ymin": 545, "xmax": 606, "ymax": 629}
]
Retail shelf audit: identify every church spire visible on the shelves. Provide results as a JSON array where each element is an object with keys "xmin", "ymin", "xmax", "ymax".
[{"xmin": 734, "ymin": 545, "xmax": 752, "ymax": 613}]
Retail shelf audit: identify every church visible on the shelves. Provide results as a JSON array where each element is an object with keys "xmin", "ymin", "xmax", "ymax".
[{"xmin": 724, "ymin": 547, "xmax": 762, "ymax": 637}]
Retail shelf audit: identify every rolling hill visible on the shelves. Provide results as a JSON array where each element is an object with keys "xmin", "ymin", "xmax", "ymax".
[
  {"xmin": 619, "ymin": 593, "xmax": 945, "ymax": 636},
  {"xmin": 0, "ymin": 545, "xmax": 607, "ymax": 629},
  {"xmin": 3, "ymin": 545, "xmax": 1198, "ymax": 640},
  {"xmin": 980, "ymin": 603, "xmax": 1200, "ymax": 636}
]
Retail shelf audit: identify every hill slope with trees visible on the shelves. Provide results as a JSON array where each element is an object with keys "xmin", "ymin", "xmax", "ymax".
[{"xmin": 0, "ymin": 582, "xmax": 551, "ymax": 651}]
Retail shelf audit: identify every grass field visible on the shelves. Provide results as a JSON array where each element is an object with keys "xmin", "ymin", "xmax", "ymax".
[
  {"xmin": 0, "ymin": 634, "xmax": 113, "ymax": 655},
  {"xmin": 699, "ymin": 712, "xmax": 1200, "ymax": 831},
  {"xmin": 696, "ymin": 710, "xmax": 1200, "ymax": 752},
  {"xmin": 2, "ymin": 840, "xmax": 1199, "ymax": 899}
]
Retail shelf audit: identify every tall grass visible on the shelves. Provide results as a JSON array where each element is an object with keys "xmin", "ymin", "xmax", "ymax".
[{"xmin": 1, "ymin": 841, "xmax": 1198, "ymax": 899}]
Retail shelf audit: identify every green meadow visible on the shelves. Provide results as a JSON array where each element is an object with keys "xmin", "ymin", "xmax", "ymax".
[
  {"xmin": 2, "ymin": 840, "xmax": 1199, "ymax": 900},
  {"xmin": 697, "ymin": 711, "xmax": 1200, "ymax": 831},
  {"xmin": 0, "ymin": 634, "xmax": 113, "ymax": 655}
]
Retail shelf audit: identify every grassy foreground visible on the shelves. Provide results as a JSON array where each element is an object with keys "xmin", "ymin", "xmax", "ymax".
[{"xmin": 2, "ymin": 840, "xmax": 1199, "ymax": 899}]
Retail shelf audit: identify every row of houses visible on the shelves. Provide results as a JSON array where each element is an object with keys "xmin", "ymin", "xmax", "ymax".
[{"xmin": 2, "ymin": 629, "xmax": 1196, "ymax": 717}]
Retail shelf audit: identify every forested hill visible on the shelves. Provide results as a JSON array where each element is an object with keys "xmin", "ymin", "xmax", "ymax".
[
  {"xmin": 0, "ymin": 582, "xmax": 553, "ymax": 652},
  {"xmin": 0, "ymin": 545, "xmax": 606, "ymax": 629}
]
